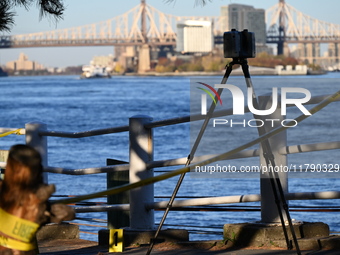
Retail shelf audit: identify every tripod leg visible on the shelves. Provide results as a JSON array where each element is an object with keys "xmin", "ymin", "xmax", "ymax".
[
  {"xmin": 145, "ymin": 171, "xmax": 186, "ymax": 255},
  {"xmin": 241, "ymin": 61, "xmax": 301, "ymax": 255},
  {"xmin": 146, "ymin": 63, "xmax": 234, "ymax": 255}
]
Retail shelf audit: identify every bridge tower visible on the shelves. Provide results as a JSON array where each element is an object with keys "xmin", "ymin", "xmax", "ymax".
[
  {"xmin": 138, "ymin": 0, "xmax": 151, "ymax": 73},
  {"xmin": 277, "ymin": 0, "xmax": 286, "ymax": 55},
  {"xmin": 267, "ymin": 0, "xmax": 290, "ymax": 56},
  {"xmin": 141, "ymin": 0, "xmax": 147, "ymax": 43}
]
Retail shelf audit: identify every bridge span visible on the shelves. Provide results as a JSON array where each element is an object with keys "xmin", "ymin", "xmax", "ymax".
[{"xmin": 1, "ymin": 0, "xmax": 340, "ymax": 69}]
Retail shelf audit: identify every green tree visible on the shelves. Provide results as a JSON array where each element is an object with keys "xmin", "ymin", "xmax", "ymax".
[
  {"xmin": 0, "ymin": 0, "xmax": 64, "ymax": 32},
  {"xmin": 202, "ymin": 55, "xmax": 224, "ymax": 71}
]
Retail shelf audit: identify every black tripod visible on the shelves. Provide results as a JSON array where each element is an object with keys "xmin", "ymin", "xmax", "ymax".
[
  {"xmin": 233, "ymin": 57, "xmax": 301, "ymax": 254},
  {"xmin": 146, "ymin": 58, "xmax": 301, "ymax": 255}
]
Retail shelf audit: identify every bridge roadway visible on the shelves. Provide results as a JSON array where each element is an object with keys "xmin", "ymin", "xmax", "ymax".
[
  {"xmin": 267, "ymin": 37, "xmax": 340, "ymax": 44},
  {"xmin": 0, "ymin": 36, "xmax": 176, "ymax": 48},
  {"xmin": 1, "ymin": 35, "xmax": 340, "ymax": 49}
]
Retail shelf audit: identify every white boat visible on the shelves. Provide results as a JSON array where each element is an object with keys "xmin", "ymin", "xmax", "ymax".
[
  {"xmin": 275, "ymin": 65, "xmax": 308, "ymax": 75},
  {"xmin": 80, "ymin": 65, "xmax": 111, "ymax": 79}
]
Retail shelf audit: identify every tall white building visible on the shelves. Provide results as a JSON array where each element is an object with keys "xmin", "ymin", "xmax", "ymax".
[{"xmin": 176, "ymin": 20, "xmax": 213, "ymax": 53}]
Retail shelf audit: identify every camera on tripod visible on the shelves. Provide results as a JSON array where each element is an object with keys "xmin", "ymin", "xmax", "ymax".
[{"xmin": 223, "ymin": 29, "xmax": 256, "ymax": 59}]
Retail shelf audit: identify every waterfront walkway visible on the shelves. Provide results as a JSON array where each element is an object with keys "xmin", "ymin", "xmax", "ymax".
[{"xmin": 38, "ymin": 239, "xmax": 340, "ymax": 255}]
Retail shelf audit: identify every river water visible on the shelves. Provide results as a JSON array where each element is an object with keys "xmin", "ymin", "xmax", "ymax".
[{"xmin": 0, "ymin": 73, "xmax": 339, "ymax": 241}]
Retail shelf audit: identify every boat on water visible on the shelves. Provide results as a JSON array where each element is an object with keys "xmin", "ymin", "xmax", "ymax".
[
  {"xmin": 307, "ymin": 69, "xmax": 327, "ymax": 75},
  {"xmin": 80, "ymin": 65, "xmax": 111, "ymax": 79},
  {"xmin": 275, "ymin": 65, "xmax": 308, "ymax": 75}
]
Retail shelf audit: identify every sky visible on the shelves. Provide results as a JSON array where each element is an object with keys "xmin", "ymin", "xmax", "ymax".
[{"xmin": 1, "ymin": 0, "xmax": 340, "ymax": 68}]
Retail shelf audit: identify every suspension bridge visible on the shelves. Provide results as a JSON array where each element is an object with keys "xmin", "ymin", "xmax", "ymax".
[
  {"xmin": 1, "ymin": 0, "xmax": 340, "ymax": 70},
  {"xmin": 267, "ymin": 0, "xmax": 340, "ymax": 67}
]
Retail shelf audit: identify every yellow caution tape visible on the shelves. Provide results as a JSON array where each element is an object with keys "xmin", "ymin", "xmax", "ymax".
[
  {"xmin": 0, "ymin": 129, "xmax": 24, "ymax": 138},
  {"xmin": 0, "ymin": 207, "xmax": 39, "ymax": 243},
  {"xmin": 54, "ymin": 89, "xmax": 340, "ymax": 205},
  {"xmin": 0, "ymin": 234, "xmax": 36, "ymax": 251}
]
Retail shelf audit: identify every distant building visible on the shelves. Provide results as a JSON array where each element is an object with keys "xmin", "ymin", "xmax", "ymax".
[
  {"xmin": 6, "ymin": 53, "xmax": 45, "ymax": 71},
  {"xmin": 82, "ymin": 54, "xmax": 117, "ymax": 74},
  {"xmin": 220, "ymin": 4, "xmax": 266, "ymax": 44},
  {"xmin": 91, "ymin": 54, "xmax": 115, "ymax": 68},
  {"xmin": 220, "ymin": 7, "xmax": 229, "ymax": 33},
  {"xmin": 176, "ymin": 20, "xmax": 214, "ymax": 53}
]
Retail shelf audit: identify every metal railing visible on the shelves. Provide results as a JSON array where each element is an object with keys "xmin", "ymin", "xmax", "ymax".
[{"xmin": 1, "ymin": 92, "xmax": 340, "ymax": 233}]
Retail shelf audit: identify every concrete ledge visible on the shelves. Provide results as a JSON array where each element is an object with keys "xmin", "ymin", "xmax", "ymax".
[
  {"xmin": 223, "ymin": 222, "xmax": 330, "ymax": 249},
  {"xmin": 37, "ymin": 223, "xmax": 79, "ymax": 241},
  {"xmin": 319, "ymin": 236, "xmax": 340, "ymax": 250},
  {"xmin": 271, "ymin": 235, "xmax": 340, "ymax": 250},
  {"xmin": 98, "ymin": 228, "xmax": 189, "ymax": 247}
]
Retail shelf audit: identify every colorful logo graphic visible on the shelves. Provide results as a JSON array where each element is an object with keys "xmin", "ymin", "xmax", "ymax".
[
  {"xmin": 197, "ymin": 82, "xmax": 222, "ymax": 115},
  {"xmin": 197, "ymin": 82, "xmax": 223, "ymax": 105}
]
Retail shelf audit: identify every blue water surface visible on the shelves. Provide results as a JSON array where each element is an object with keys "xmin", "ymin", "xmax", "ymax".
[{"xmin": 0, "ymin": 73, "xmax": 339, "ymax": 241}]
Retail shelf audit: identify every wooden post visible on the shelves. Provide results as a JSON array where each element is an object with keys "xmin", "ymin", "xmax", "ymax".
[{"xmin": 129, "ymin": 115, "xmax": 154, "ymax": 229}]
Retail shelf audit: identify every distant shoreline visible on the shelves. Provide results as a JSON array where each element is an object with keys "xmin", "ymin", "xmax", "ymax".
[
  {"xmin": 125, "ymin": 66, "xmax": 278, "ymax": 77},
  {"xmin": 2, "ymin": 66, "xmax": 328, "ymax": 77}
]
